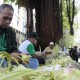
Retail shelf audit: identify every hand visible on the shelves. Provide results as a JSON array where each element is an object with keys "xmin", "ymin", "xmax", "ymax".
[
  {"xmin": 46, "ymin": 52, "xmax": 52, "ymax": 54},
  {"xmin": 10, "ymin": 53, "xmax": 22, "ymax": 63}
]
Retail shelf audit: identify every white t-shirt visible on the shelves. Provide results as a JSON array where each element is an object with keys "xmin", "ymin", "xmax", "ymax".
[{"xmin": 18, "ymin": 40, "xmax": 32, "ymax": 54}]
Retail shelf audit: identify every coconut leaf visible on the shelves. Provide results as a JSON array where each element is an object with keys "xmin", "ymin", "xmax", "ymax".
[{"xmin": 0, "ymin": 69, "xmax": 43, "ymax": 80}]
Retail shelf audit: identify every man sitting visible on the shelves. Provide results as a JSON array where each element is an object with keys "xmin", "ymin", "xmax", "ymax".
[
  {"xmin": 43, "ymin": 42, "xmax": 54, "ymax": 59},
  {"xmin": 18, "ymin": 32, "xmax": 45, "ymax": 69}
]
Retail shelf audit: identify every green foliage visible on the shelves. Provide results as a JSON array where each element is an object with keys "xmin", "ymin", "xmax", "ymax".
[
  {"xmin": 4, "ymin": 0, "xmax": 15, "ymax": 3},
  {"xmin": 4, "ymin": 0, "xmax": 27, "ymax": 7},
  {"xmin": 59, "ymin": 0, "xmax": 77, "ymax": 47},
  {"xmin": 62, "ymin": 0, "xmax": 77, "ymax": 28},
  {"xmin": 59, "ymin": 28, "xmax": 74, "ymax": 48}
]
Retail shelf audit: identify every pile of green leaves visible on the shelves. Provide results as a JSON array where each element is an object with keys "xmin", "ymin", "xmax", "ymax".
[{"xmin": 0, "ymin": 52, "xmax": 80, "ymax": 80}]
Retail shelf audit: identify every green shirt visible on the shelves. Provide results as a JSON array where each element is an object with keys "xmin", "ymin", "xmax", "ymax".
[
  {"xmin": 0, "ymin": 27, "xmax": 17, "ymax": 53},
  {"xmin": 0, "ymin": 29, "xmax": 7, "ymax": 51},
  {"xmin": 27, "ymin": 44, "xmax": 35, "ymax": 55}
]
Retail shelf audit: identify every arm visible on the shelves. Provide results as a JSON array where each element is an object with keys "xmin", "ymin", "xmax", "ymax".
[
  {"xmin": 11, "ymin": 28, "xmax": 18, "ymax": 52},
  {"xmin": 32, "ymin": 54, "xmax": 40, "ymax": 58},
  {"xmin": 6, "ymin": 27, "xmax": 18, "ymax": 53},
  {"xmin": 27, "ymin": 44, "xmax": 41, "ymax": 58},
  {"xmin": 43, "ymin": 47, "xmax": 52, "ymax": 54}
]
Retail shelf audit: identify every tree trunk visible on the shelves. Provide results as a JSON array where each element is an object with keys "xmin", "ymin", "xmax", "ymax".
[
  {"xmin": 34, "ymin": 0, "xmax": 63, "ymax": 50},
  {"xmin": 26, "ymin": 7, "xmax": 33, "ymax": 35}
]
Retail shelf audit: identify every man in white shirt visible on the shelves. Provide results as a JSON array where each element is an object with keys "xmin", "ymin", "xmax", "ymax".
[{"xmin": 18, "ymin": 32, "xmax": 45, "ymax": 69}]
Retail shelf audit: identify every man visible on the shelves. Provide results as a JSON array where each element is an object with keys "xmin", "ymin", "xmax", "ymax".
[
  {"xmin": 69, "ymin": 46, "xmax": 73, "ymax": 58},
  {"xmin": 18, "ymin": 32, "xmax": 45, "ymax": 65},
  {"xmin": 43, "ymin": 42, "xmax": 54, "ymax": 58},
  {"xmin": 0, "ymin": 4, "xmax": 17, "ymax": 53},
  {"xmin": 0, "ymin": 4, "xmax": 19, "ymax": 67},
  {"xmin": 70, "ymin": 46, "xmax": 78, "ymax": 62}
]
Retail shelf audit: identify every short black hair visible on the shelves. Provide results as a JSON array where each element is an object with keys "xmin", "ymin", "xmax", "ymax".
[
  {"xmin": 74, "ymin": 46, "xmax": 77, "ymax": 49},
  {"xmin": 0, "ymin": 4, "xmax": 14, "ymax": 13},
  {"xmin": 28, "ymin": 32, "xmax": 39, "ymax": 40}
]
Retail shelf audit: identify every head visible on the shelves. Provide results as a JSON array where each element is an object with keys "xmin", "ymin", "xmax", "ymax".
[
  {"xmin": 0, "ymin": 4, "xmax": 14, "ymax": 28},
  {"xmin": 27, "ymin": 32, "xmax": 39, "ymax": 45},
  {"xmin": 49, "ymin": 42, "xmax": 54, "ymax": 49},
  {"xmin": 73, "ymin": 46, "xmax": 77, "ymax": 50}
]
